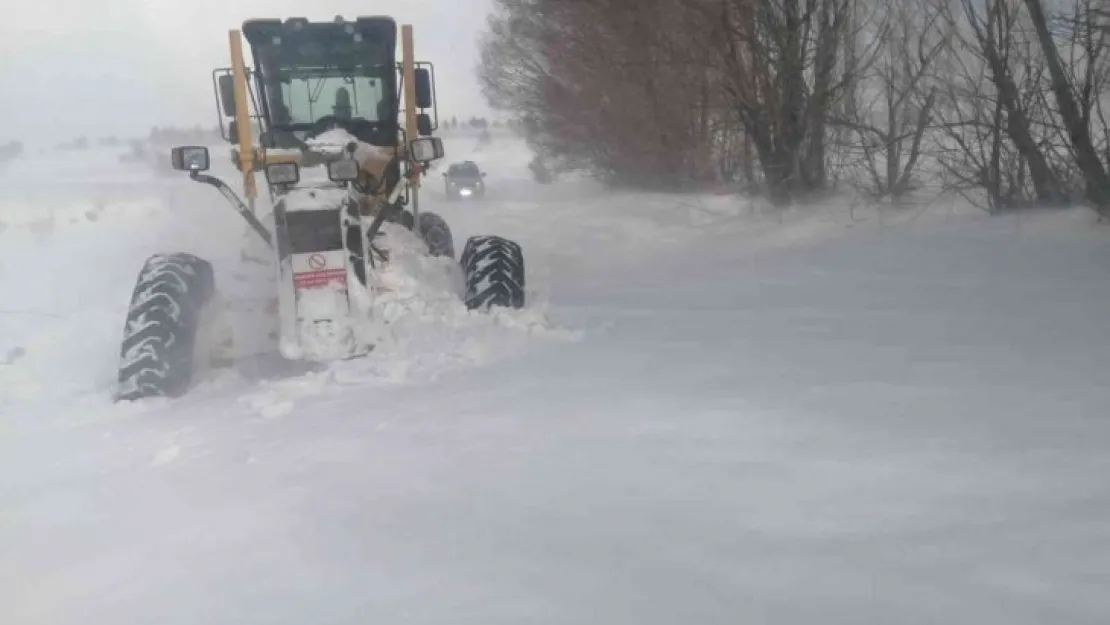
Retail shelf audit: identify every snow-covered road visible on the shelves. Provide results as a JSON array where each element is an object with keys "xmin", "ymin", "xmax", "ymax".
[{"xmin": 2, "ymin": 136, "xmax": 1109, "ymax": 624}]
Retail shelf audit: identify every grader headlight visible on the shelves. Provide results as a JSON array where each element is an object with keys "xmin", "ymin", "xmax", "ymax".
[
  {"xmin": 327, "ymin": 158, "xmax": 360, "ymax": 183},
  {"xmin": 265, "ymin": 162, "xmax": 300, "ymax": 186}
]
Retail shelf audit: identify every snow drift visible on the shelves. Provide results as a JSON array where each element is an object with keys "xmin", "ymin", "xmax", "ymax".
[{"xmin": 2, "ymin": 133, "xmax": 1109, "ymax": 625}]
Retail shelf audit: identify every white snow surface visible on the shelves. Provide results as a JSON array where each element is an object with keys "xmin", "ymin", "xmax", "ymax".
[{"xmin": 2, "ymin": 134, "xmax": 1110, "ymax": 624}]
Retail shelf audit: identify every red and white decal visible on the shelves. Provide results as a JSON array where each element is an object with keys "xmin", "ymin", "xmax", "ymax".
[
  {"xmin": 294, "ymin": 268, "xmax": 347, "ymax": 289},
  {"xmin": 291, "ymin": 250, "xmax": 347, "ymax": 290}
]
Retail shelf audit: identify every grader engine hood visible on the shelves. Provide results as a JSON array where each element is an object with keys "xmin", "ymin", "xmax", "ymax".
[
  {"xmin": 264, "ymin": 131, "xmax": 402, "ymax": 363},
  {"xmin": 273, "ymin": 185, "xmax": 369, "ymax": 362}
]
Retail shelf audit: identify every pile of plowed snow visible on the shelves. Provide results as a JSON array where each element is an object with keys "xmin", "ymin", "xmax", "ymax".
[{"xmin": 233, "ymin": 222, "xmax": 579, "ymax": 418}]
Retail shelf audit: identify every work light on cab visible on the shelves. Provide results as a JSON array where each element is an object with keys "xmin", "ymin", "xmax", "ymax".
[
  {"xmin": 327, "ymin": 158, "xmax": 360, "ymax": 183},
  {"xmin": 265, "ymin": 162, "xmax": 299, "ymax": 186}
]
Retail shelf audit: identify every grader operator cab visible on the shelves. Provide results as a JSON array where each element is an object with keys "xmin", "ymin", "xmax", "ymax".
[{"xmin": 115, "ymin": 16, "xmax": 526, "ymax": 402}]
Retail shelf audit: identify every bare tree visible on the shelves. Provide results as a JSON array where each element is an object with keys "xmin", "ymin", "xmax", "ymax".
[
  {"xmin": 698, "ymin": 0, "xmax": 883, "ymax": 204},
  {"xmin": 930, "ymin": 0, "xmax": 1069, "ymax": 210},
  {"xmin": 1024, "ymin": 0, "xmax": 1110, "ymax": 215},
  {"xmin": 833, "ymin": 0, "xmax": 945, "ymax": 199},
  {"xmin": 479, "ymin": 0, "xmax": 737, "ymax": 189}
]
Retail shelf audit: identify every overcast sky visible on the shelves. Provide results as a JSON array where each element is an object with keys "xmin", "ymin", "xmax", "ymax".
[{"xmin": 0, "ymin": 0, "xmax": 495, "ymax": 146}]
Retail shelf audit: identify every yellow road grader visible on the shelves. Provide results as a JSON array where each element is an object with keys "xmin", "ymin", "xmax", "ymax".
[{"xmin": 115, "ymin": 16, "xmax": 526, "ymax": 401}]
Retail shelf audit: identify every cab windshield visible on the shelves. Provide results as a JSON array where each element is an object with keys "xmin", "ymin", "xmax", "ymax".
[
  {"xmin": 276, "ymin": 72, "xmax": 387, "ymax": 125},
  {"xmin": 252, "ymin": 26, "xmax": 395, "ymax": 131},
  {"xmin": 450, "ymin": 162, "xmax": 481, "ymax": 177}
]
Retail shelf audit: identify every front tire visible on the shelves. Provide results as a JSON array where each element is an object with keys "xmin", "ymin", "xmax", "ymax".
[
  {"xmin": 387, "ymin": 207, "xmax": 415, "ymax": 230},
  {"xmin": 115, "ymin": 253, "xmax": 215, "ymax": 401},
  {"xmin": 460, "ymin": 235, "xmax": 525, "ymax": 310},
  {"xmin": 417, "ymin": 211, "xmax": 455, "ymax": 258}
]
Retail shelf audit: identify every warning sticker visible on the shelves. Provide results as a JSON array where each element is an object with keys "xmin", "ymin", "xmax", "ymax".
[{"xmin": 294, "ymin": 269, "xmax": 347, "ymax": 289}]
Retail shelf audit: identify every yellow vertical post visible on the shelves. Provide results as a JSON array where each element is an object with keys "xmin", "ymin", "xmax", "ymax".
[
  {"xmin": 229, "ymin": 29, "xmax": 257, "ymax": 206},
  {"xmin": 401, "ymin": 24, "xmax": 421, "ymax": 220}
]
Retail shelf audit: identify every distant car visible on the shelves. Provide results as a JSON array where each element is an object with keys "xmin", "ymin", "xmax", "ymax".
[{"xmin": 443, "ymin": 160, "xmax": 486, "ymax": 200}]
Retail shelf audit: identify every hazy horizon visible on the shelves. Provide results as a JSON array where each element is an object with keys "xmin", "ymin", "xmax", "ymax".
[{"xmin": 1, "ymin": 0, "xmax": 496, "ymax": 147}]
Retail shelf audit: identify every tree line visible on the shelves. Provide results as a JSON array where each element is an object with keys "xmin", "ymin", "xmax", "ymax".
[
  {"xmin": 440, "ymin": 116, "xmax": 520, "ymax": 131},
  {"xmin": 479, "ymin": 0, "xmax": 1110, "ymax": 215}
]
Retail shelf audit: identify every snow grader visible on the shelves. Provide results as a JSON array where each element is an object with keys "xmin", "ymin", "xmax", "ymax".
[{"xmin": 115, "ymin": 16, "xmax": 526, "ymax": 401}]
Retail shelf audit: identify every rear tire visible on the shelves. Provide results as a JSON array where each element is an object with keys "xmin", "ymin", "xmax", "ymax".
[
  {"xmin": 416, "ymin": 211, "xmax": 455, "ymax": 258},
  {"xmin": 460, "ymin": 235, "xmax": 525, "ymax": 310},
  {"xmin": 388, "ymin": 208, "xmax": 415, "ymax": 230},
  {"xmin": 116, "ymin": 253, "xmax": 215, "ymax": 401}
]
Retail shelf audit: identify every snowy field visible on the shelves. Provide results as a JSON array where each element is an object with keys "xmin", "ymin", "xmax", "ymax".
[{"xmin": 2, "ymin": 135, "xmax": 1109, "ymax": 624}]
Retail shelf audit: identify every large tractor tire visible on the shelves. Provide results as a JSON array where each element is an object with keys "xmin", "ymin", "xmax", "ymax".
[
  {"xmin": 416, "ymin": 211, "xmax": 455, "ymax": 258},
  {"xmin": 460, "ymin": 235, "xmax": 525, "ymax": 310},
  {"xmin": 116, "ymin": 253, "xmax": 215, "ymax": 401}
]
